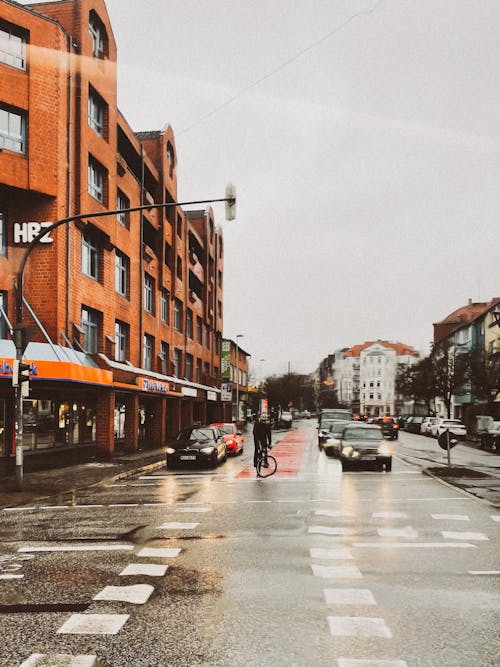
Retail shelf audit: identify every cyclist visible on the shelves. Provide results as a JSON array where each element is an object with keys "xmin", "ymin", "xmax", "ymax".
[{"xmin": 253, "ymin": 415, "xmax": 272, "ymax": 470}]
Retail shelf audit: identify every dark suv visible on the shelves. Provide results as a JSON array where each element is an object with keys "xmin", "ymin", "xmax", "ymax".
[{"xmin": 375, "ymin": 417, "xmax": 399, "ymax": 440}]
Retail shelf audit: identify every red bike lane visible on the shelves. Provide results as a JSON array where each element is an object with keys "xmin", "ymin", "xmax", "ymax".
[{"xmin": 236, "ymin": 427, "xmax": 310, "ymax": 478}]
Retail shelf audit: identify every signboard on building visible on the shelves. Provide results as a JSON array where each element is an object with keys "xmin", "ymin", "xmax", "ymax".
[
  {"xmin": 181, "ymin": 386, "xmax": 198, "ymax": 398},
  {"xmin": 260, "ymin": 398, "xmax": 269, "ymax": 418},
  {"xmin": 207, "ymin": 390, "xmax": 217, "ymax": 402},
  {"xmin": 221, "ymin": 382, "xmax": 232, "ymax": 402},
  {"xmin": 13, "ymin": 222, "xmax": 53, "ymax": 244},
  {"xmin": 138, "ymin": 377, "xmax": 170, "ymax": 393},
  {"xmin": 221, "ymin": 339, "xmax": 231, "ymax": 380}
]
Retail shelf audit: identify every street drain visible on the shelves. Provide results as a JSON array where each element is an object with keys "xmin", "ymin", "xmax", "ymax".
[{"xmin": 0, "ymin": 602, "xmax": 89, "ymax": 614}]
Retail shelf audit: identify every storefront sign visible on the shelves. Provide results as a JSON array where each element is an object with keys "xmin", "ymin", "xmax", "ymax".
[
  {"xmin": 13, "ymin": 222, "xmax": 53, "ymax": 244},
  {"xmin": 260, "ymin": 398, "xmax": 269, "ymax": 418},
  {"xmin": 138, "ymin": 377, "xmax": 170, "ymax": 393},
  {"xmin": 0, "ymin": 359, "xmax": 38, "ymax": 377},
  {"xmin": 221, "ymin": 339, "xmax": 231, "ymax": 380},
  {"xmin": 182, "ymin": 386, "xmax": 198, "ymax": 398},
  {"xmin": 221, "ymin": 382, "xmax": 232, "ymax": 402},
  {"xmin": 207, "ymin": 390, "xmax": 217, "ymax": 401}
]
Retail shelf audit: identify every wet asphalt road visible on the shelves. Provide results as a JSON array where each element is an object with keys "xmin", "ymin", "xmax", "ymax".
[{"xmin": 0, "ymin": 421, "xmax": 499, "ymax": 667}]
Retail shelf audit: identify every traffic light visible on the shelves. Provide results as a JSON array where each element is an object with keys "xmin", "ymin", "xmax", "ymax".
[
  {"xmin": 225, "ymin": 183, "xmax": 236, "ymax": 221},
  {"xmin": 12, "ymin": 360, "xmax": 31, "ymax": 397}
]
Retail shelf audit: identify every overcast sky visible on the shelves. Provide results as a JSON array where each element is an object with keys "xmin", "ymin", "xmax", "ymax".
[{"xmin": 100, "ymin": 0, "xmax": 499, "ymax": 379}]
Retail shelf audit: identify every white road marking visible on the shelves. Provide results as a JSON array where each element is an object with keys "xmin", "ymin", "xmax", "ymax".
[
  {"xmin": 0, "ymin": 574, "xmax": 24, "ymax": 579},
  {"xmin": 57, "ymin": 614, "xmax": 129, "ymax": 635},
  {"xmin": 3, "ymin": 507, "xmax": 37, "ymax": 512},
  {"xmin": 109, "ymin": 504, "xmax": 139, "ymax": 508},
  {"xmin": 328, "ymin": 616, "xmax": 392, "ymax": 638},
  {"xmin": 71, "ymin": 505, "xmax": 104, "ymax": 509},
  {"xmin": 315, "ymin": 510, "xmax": 353, "ymax": 517},
  {"xmin": 311, "ymin": 564, "xmax": 362, "ymax": 578},
  {"xmin": 468, "ymin": 571, "xmax": 500, "ymax": 575},
  {"xmin": 377, "ymin": 527, "xmax": 418, "ymax": 539},
  {"xmin": 491, "ymin": 515, "xmax": 500, "ymax": 522},
  {"xmin": 143, "ymin": 503, "xmax": 171, "ymax": 507},
  {"xmin": 173, "ymin": 507, "xmax": 210, "ymax": 513},
  {"xmin": 120, "ymin": 564, "xmax": 168, "ymax": 577},
  {"xmin": 40, "ymin": 506, "xmax": 70, "ymax": 511},
  {"xmin": 338, "ymin": 659, "xmax": 408, "ymax": 667},
  {"xmin": 372, "ymin": 512, "xmax": 407, "ymax": 519},
  {"xmin": 354, "ymin": 542, "xmax": 477, "ymax": 549},
  {"xmin": 442, "ymin": 531, "xmax": 489, "ymax": 541},
  {"xmin": 310, "ymin": 547, "xmax": 353, "ymax": 560},
  {"xmin": 93, "ymin": 584, "xmax": 154, "ymax": 604},
  {"xmin": 324, "ymin": 588, "xmax": 376, "ymax": 605},
  {"xmin": 432, "ymin": 514, "xmax": 470, "ymax": 521},
  {"xmin": 18, "ymin": 545, "xmax": 133, "ymax": 553},
  {"xmin": 137, "ymin": 547, "xmax": 181, "ymax": 558},
  {"xmin": 158, "ymin": 522, "xmax": 198, "ymax": 529},
  {"xmin": 20, "ymin": 654, "xmax": 97, "ymax": 667},
  {"xmin": 308, "ymin": 525, "xmax": 348, "ymax": 536}
]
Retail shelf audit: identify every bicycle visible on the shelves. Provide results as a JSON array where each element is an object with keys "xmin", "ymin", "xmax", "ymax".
[{"xmin": 256, "ymin": 441, "xmax": 277, "ymax": 478}]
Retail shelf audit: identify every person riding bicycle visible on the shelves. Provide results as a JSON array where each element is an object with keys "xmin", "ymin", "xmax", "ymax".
[{"xmin": 253, "ymin": 415, "xmax": 272, "ymax": 469}]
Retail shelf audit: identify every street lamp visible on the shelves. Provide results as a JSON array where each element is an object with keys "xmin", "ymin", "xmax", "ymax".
[
  {"xmin": 235, "ymin": 334, "xmax": 244, "ymax": 423},
  {"xmin": 13, "ymin": 188, "xmax": 236, "ymax": 490}
]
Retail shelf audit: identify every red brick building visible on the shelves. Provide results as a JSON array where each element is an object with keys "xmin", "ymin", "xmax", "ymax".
[{"xmin": 0, "ymin": 0, "xmax": 226, "ymax": 466}]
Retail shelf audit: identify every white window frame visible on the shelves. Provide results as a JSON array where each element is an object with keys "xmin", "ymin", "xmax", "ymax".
[
  {"xmin": 144, "ymin": 274, "xmax": 154, "ymax": 314},
  {"xmin": 174, "ymin": 299, "xmax": 183, "ymax": 332},
  {"xmin": 143, "ymin": 334, "xmax": 154, "ymax": 371},
  {"xmin": 0, "ymin": 106, "xmax": 25, "ymax": 153},
  {"xmin": 0, "ymin": 25, "xmax": 26, "ymax": 69},
  {"xmin": 82, "ymin": 306, "xmax": 99, "ymax": 354},
  {"xmin": 89, "ymin": 17, "xmax": 104, "ymax": 59},
  {"xmin": 0, "ymin": 211, "xmax": 5, "ymax": 255},
  {"xmin": 81, "ymin": 234, "xmax": 98, "ymax": 280},
  {"xmin": 161, "ymin": 289, "xmax": 169, "ymax": 322},
  {"xmin": 116, "ymin": 190, "xmax": 129, "ymax": 227},
  {"xmin": 115, "ymin": 251, "xmax": 128, "ymax": 297},
  {"xmin": 88, "ymin": 156, "xmax": 104, "ymax": 202},
  {"xmin": 114, "ymin": 320, "xmax": 127, "ymax": 362},
  {"xmin": 88, "ymin": 90, "xmax": 104, "ymax": 136}
]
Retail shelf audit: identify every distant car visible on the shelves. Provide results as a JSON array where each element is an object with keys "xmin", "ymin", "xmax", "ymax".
[
  {"xmin": 318, "ymin": 419, "xmax": 336, "ymax": 448},
  {"xmin": 375, "ymin": 417, "xmax": 399, "ymax": 440},
  {"xmin": 339, "ymin": 423, "xmax": 393, "ymax": 472},
  {"xmin": 405, "ymin": 416, "xmax": 424, "ymax": 434},
  {"xmin": 277, "ymin": 411, "xmax": 293, "ymax": 429},
  {"xmin": 319, "ymin": 409, "xmax": 353, "ymax": 422},
  {"xmin": 166, "ymin": 426, "xmax": 227, "ymax": 468},
  {"xmin": 303, "ymin": 410, "xmax": 311, "ymax": 419},
  {"xmin": 210, "ymin": 422, "xmax": 244, "ymax": 455},
  {"xmin": 322, "ymin": 420, "xmax": 350, "ymax": 457},
  {"xmin": 430, "ymin": 418, "xmax": 467, "ymax": 440},
  {"xmin": 420, "ymin": 417, "xmax": 439, "ymax": 436},
  {"xmin": 479, "ymin": 421, "xmax": 500, "ymax": 452}
]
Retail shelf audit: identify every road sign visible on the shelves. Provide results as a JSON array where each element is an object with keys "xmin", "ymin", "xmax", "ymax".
[{"xmin": 438, "ymin": 429, "xmax": 459, "ymax": 451}]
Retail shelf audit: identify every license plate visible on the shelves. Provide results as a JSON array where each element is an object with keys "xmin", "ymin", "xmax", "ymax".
[
  {"xmin": 180, "ymin": 455, "xmax": 196, "ymax": 461},
  {"xmin": 362, "ymin": 456, "xmax": 377, "ymax": 460}
]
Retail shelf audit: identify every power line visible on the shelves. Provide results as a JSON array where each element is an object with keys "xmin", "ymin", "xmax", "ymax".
[{"xmin": 177, "ymin": 0, "xmax": 385, "ymax": 136}]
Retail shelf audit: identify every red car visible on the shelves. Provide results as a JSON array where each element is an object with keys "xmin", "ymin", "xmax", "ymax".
[{"xmin": 210, "ymin": 423, "xmax": 244, "ymax": 455}]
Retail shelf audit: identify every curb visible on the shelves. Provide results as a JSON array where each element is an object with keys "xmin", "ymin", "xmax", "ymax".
[{"xmin": 422, "ymin": 467, "xmax": 499, "ymax": 508}]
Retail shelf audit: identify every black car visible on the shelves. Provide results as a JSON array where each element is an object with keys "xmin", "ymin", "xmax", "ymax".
[
  {"xmin": 318, "ymin": 419, "xmax": 336, "ymax": 449},
  {"xmin": 339, "ymin": 423, "xmax": 393, "ymax": 472},
  {"xmin": 375, "ymin": 417, "xmax": 399, "ymax": 440},
  {"xmin": 322, "ymin": 420, "xmax": 350, "ymax": 457},
  {"xmin": 166, "ymin": 426, "xmax": 227, "ymax": 468},
  {"xmin": 405, "ymin": 416, "xmax": 424, "ymax": 434}
]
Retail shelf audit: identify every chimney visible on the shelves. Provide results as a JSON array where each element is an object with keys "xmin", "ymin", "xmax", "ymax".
[{"xmin": 468, "ymin": 298, "xmax": 472, "ymax": 305}]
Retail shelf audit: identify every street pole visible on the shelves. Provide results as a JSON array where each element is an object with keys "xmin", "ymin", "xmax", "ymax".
[
  {"xmin": 13, "ymin": 191, "xmax": 236, "ymax": 490},
  {"xmin": 259, "ymin": 358, "xmax": 265, "ymax": 387},
  {"xmin": 235, "ymin": 334, "xmax": 243, "ymax": 423}
]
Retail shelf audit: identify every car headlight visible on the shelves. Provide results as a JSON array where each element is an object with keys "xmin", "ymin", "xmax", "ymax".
[
  {"xmin": 166, "ymin": 447, "xmax": 176, "ymax": 454},
  {"xmin": 227, "ymin": 439, "xmax": 234, "ymax": 445},
  {"xmin": 200, "ymin": 446, "xmax": 215, "ymax": 454},
  {"xmin": 378, "ymin": 443, "xmax": 392, "ymax": 456},
  {"xmin": 342, "ymin": 446, "xmax": 353, "ymax": 457}
]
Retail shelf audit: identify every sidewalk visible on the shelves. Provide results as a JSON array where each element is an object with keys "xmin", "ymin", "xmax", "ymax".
[{"xmin": 0, "ymin": 447, "xmax": 167, "ymax": 509}]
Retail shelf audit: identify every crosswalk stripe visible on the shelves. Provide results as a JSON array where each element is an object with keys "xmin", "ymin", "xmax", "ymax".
[
  {"xmin": 57, "ymin": 614, "xmax": 129, "ymax": 635},
  {"xmin": 328, "ymin": 616, "xmax": 392, "ymax": 638},
  {"xmin": 93, "ymin": 584, "xmax": 154, "ymax": 604},
  {"xmin": 20, "ymin": 654, "xmax": 97, "ymax": 667},
  {"xmin": 324, "ymin": 588, "xmax": 376, "ymax": 605},
  {"xmin": 311, "ymin": 564, "xmax": 362, "ymax": 578}
]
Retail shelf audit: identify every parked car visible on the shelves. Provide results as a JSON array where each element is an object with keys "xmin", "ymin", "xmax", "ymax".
[
  {"xmin": 322, "ymin": 420, "xmax": 350, "ymax": 457},
  {"xmin": 430, "ymin": 418, "xmax": 467, "ymax": 440},
  {"xmin": 420, "ymin": 416, "xmax": 439, "ymax": 436},
  {"xmin": 374, "ymin": 417, "xmax": 399, "ymax": 440},
  {"xmin": 166, "ymin": 425, "xmax": 227, "ymax": 468},
  {"xmin": 277, "ymin": 411, "xmax": 293, "ymax": 429},
  {"xmin": 318, "ymin": 419, "xmax": 336, "ymax": 448},
  {"xmin": 319, "ymin": 408, "xmax": 353, "ymax": 422},
  {"xmin": 339, "ymin": 423, "xmax": 393, "ymax": 472},
  {"xmin": 210, "ymin": 422, "xmax": 244, "ymax": 455},
  {"xmin": 479, "ymin": 420, "xmax": 500, "ymax": 452},
  {"xmin": 405, "ymin": 416, "xmax": 424, "ymax": 434}
]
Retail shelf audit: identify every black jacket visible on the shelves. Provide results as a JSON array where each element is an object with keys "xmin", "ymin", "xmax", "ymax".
[{"xmin": 253, "ymin": 420, "xmax": 271, "ymax": 446}]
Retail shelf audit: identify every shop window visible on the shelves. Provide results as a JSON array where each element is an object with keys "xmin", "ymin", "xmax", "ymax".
[
  {"xmin": 143, "ymin": 334, "xmax": 154, "ymax": 371},
  {"xmin": 81, "ymin": 305, "xmax": 100, "ymax": 353},
  {"xmin": 0, "ymin": 22, "xmax": 27, "ymax": 69},
  {"xmin": 0, "ymin": 105, "xmax": 25, "ymax": 153}
]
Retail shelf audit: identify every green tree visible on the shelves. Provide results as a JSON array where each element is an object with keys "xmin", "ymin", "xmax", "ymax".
[
  {"xmin": 431, "ymin": 340, "xmax": 469, "ymax": 418},
  {"xmin": 464, "ymin": 348, "xmax": 500, "ymax": 414},
  {"xmin": 263, "ymin": 373, "xmax": 314, "ymax": 412},
  {"xmin": 396, "ymin": 357, "xmax": 435, "ymax": 413}
]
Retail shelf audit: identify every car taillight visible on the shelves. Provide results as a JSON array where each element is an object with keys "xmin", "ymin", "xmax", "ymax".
[{"xmin": 393, "ymin": 424, "xmax": 398, "ymax": 429}]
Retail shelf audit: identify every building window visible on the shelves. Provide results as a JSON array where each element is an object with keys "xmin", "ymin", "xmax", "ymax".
[
  {"xmin": 176, "ymin": 215, "xmax": 183, "ymax": 239},
  {"xmin": 176, "ymin": 256, "xmax": 182, "ymax": 280},
  {"xmin": 89, "ymin": 11, "xmax": 107, "ymax": 59},
  {"xmin": 115, "ymin": 251, "xmax": 128, "ymax": 297},
  {"xmin": 196, "ymin": 358, "xmax": 202, "ymax": 383},
  {"xmin": 205, "ymin": 327, "xmax": 210, "ymax": 349},
  {"xmin": 115, "ymin": 320, "xmax": 128, "ymax": 362},
  {"xmin": 81, "ymin": 306, "xmax": 100, "ymax": 353},
  {"xmin": 0, "ymin": 291, "xmax": 7, "ymax": 339},
  {"xmin": 0, "ymin": 23, "xmax": 27, "ymax": 69},
  {"xmin": 173, "ymin": 348, "xmax": 182, "ymax": 377},
  {"xmin": 161, "ymin": 289, "xmax": 170, "ymax": 323},
  {"xmin": 174, "ymin": 299, "xmax": 183, "ymax": 332},
  {"xmin": 185, "ymin": 353, "xmax": 193, "ymax": 381},
  {"xmin": 186, "ymin": 309, "xmax": 193, "ymax": 339},
  {"xmin": 0, "ymin": 211, "xmax": 6, "ymax": 255},
  {"xmin": 88, "ymin": 87, "xmax": 105, "ymax": 137},
  {"xmin": 160, "ymin": 341, "xmax": 169, "ymax": 375},
  {"xmin": 164, "ymin": 241, "xmax": 172, "ymax": 267},
  {"xmin": 116, "ymin": 190, "xmax": 129, "ymax": 227},
  {"xmin": 0, "ymin": 106, "xmax": 25, "ymax": 153},
  {"xmin": 196, "ymin": 316, "xmax": 202, "ymax": 344},
  {"xmin": 144, "ymin": 274, "xmax": 154, "ymax": 314},
  {"xmin": 88, "ymin": 155, "xmax": 106, "ymax": 203},
  {"xmin": 166, "ymin": 142, "xmax": 175, "ymax": 177},
  {"xmin": 143, "ymin": 334, "xmax": 154, "ymax": 371},
  {"xmin": 81, "ymin": 233, "xmax": 99, "ymax": 280}
]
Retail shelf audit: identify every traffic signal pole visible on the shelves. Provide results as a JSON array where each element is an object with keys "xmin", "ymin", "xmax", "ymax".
[{"xmin": 13, "ymin": 189, "xmax": 236, "ymax": 490}]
